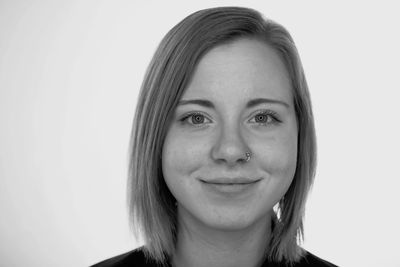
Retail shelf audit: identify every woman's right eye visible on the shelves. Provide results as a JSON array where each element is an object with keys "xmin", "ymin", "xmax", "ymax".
[{"xmin": 179, "ymin": 112, "xmax": 212, "ymax": 127}]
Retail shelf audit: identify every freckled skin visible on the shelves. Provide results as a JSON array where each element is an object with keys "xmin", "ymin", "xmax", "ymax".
[{"xmin": 162, "ymin": 38, "xmax": 298, "ymax": 232}]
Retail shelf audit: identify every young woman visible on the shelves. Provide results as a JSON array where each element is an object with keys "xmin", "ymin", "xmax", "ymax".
[{"xmin": 92, "ymin": 6, "xmax": 338, "ymax": 267}]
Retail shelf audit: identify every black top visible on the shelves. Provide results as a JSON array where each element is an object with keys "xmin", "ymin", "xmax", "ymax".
[{"xmin": 91, "ymin": 247, "xmax": 338, "ymax": 267}]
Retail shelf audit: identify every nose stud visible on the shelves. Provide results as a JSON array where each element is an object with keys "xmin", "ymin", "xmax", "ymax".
[{"xmin": 245, "ymin": 151, "xmax": 252, "ymax": 162}]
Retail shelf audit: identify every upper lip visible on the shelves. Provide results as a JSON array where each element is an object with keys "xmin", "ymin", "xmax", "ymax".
[{"xmin": 201, "ymin": 177, "xmax": 260, "ymax": 184}]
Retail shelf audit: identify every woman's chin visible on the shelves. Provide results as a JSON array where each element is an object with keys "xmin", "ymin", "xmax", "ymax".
[{"xmin": 180, "ymin": 205, "xmax": 271, "ymax": 233}]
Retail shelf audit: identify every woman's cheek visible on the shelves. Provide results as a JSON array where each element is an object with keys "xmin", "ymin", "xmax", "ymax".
[
  {"xmin": 162, "ymin": 130, "xmax": 206, "ymax": 179},
  {"xmin": 258, "ymin": 136, "xmax": 297, "ymax": 179}
]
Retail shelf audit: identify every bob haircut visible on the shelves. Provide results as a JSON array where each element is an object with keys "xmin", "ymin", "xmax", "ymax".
[{"xmin": 128, "ymin": 6, "xmax": 316, "ymax": 265}]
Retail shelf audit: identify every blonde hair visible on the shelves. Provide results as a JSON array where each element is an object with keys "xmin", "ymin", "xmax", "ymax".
[{"xmin": 128, "ymin": 6, "xmax": 316, "ymax": 265}]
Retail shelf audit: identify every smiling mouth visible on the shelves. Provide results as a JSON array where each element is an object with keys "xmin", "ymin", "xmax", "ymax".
[
  {"xmin": 199, "ymin": 177, "xmax": 261, "ymax": 195},
  {"xmin": 202, "ymin": 181, "xmax": 258, "ymax": 186},
  {"xmin": 200, "ymin": 177, "xmax": 261, "ymax": 185}
]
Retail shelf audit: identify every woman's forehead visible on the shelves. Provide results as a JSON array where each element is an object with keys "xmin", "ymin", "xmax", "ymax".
[{"xmin": 181, "ymin": 38, "xmax": 293, "ymax": 107}]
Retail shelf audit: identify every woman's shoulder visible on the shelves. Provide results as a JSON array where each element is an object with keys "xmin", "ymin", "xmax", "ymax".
[
  {"xmin": 294, "ymin": 251, "xmax": 338, "ymax": 267},
  {"xmin": 264, "ymin": 250, "xmax": 338, "ymax": 267},
  {"xmin": 90, "ymin": 247, "xmax": 338, "ymax": 267},
  {"xmin": 90, "ymin": 247, "xmax": 162, "ymax": 267}
]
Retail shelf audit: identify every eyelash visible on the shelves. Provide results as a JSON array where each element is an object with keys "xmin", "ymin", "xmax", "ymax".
[{"xmin": 179, "ymin": 110, "xmax": 281, "ymax": 128}]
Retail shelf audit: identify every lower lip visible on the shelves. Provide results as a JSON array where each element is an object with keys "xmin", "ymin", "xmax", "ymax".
[{"xmin": 201, "ymin": 181, "xmax": 260, "ymax": 196}]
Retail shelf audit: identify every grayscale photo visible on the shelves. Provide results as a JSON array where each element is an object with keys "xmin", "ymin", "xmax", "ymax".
[{"xmin": 0, "ymin": 1, "xmax": 399, "ymax": 267}]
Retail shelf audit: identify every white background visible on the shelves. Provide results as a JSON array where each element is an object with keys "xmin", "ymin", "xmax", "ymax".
[{"xmin": 1, "ymin": 1, "xmax": 399, "ymax": 266}]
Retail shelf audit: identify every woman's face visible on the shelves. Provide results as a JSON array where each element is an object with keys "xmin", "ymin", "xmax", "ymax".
[{"xmin": 162, "ymin": 38, "xmax": 298, "ymax": 231}]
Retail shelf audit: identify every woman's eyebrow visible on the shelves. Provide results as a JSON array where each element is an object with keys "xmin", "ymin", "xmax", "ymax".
[
  {"xmin": 178, "ymin": 99, "xmax": 215, "ymax": 108},
  {"xmin": 178, "ymin": 98, "xmax": 289, "ymax": 109},
  {"xmin": 246, "ymin": 98, "xmax": 289, "ymax": 108}
]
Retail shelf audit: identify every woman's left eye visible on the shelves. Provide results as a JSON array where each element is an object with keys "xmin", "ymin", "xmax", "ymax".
[{"xmin": 249, "ymin": 110, "xmax": 281, "ymax": 125}]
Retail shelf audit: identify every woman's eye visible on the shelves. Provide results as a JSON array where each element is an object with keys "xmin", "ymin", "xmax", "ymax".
[
  {"xmin": 179, "ymin": 110, "xmax": 280, "ymax": 127},
  {"xmin": 180, "ymin": 112, "xmax": 211, "ymax": 126},
  {"xmin": 250, "ymin": 111, "xmax": 281, "ymax": 125}
]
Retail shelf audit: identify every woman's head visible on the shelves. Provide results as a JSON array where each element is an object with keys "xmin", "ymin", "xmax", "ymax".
[{"xmin": 128, "ymin": 6, "xmax": 316, "ymax": 264}]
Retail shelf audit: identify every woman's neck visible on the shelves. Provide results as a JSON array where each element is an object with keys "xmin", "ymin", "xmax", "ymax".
[{"xmin": 171, "ymin": 208, "xmax": 272, "ymax": 267}]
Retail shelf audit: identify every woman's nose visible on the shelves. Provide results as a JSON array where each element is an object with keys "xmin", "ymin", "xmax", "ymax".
[{"xmin": 211, "ymin": 125, "xmax": 250, "ymax": 166}]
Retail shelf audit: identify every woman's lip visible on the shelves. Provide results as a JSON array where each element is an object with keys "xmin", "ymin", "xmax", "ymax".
[
  {"xmin": 200, "ymin": 179, "xmax": 260, "ymax": 195},
  {"xmin": 200, "ymin": 177, "xmax": 260, "ymax": 184}
]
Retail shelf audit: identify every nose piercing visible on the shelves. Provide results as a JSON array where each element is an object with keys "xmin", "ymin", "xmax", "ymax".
[{"xmin": 245, "ymin": 151, "xmax": 252, "ymax": 162}]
